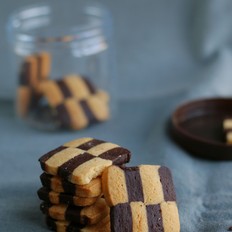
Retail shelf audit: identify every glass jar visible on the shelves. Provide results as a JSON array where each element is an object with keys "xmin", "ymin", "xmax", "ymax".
[{"xmin": 7, "ymin": 1, "xmax": 115, "ymax": 130}]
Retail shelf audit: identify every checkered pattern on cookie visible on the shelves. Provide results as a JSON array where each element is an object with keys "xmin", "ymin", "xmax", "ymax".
[
  {"xmin": 17, "ymin": 56, "xmax": 36, "ymax": 117},
  {"xmin": 110, "ymin": 201, "xmax": 180, "ymax": 232},
  {"xmin": 37, "ymin": 52, "xmax": 51, "ymax": 82},
  {"xmin": 39, "ymin": 138, "xmax": 131, "ymax": 185},
  {"xmin": 37, "ymin": 187, "xmax": 99, "ymax": 206},
  {"xmin": 102, "ymin": 165, "xmax": 176, "ymax": 207},
  {"xmin": 55, "ymin": 95, "xmax": 109, "ymax": 130},
  {"xmin": 46, "ymin": 215, "xmax": 110, "ymax": 232},
  {"xmin": 102, "ymin": 165, "xmax": 180, "ymax": 231},
  {"xmin": 38, "ymin": 75, "xmax": 98, "ymax": 107},
  {"xmin": 40, "ymin": 173, "xmax": 102, "ymax": 197},
  {"xmin": 17, "ymin": 87, "xmax": 33, "ymax": 118},
  {"xmin": 40, "ymin": 198, "xmax": 109, "ymax": 225},
  {"xmin": 17, "ymin": 52, "xmax": 51, "ymax": 117},
  {"xmin": 19, "ymin": 52, "xmax": 50, "ymax": 89}
]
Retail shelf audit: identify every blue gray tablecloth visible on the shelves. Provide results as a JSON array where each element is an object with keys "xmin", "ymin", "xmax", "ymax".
[{"xmin": 1, "ymin": 0, "xmax": 232, "ymax": 231}]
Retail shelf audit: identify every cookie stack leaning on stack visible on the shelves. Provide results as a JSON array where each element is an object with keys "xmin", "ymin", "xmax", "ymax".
[{"xmin": 37, "ymin": 137, "xmax": 131, "ymax": 232}]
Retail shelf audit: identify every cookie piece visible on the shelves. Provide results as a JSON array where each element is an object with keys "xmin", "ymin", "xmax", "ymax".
[
  {"xmin": 46, "ymin": 215, "xmax": 110, "ymax": 232},
  {"xmin": 37, "ymin": 187, "xmax": 99, "ymax": 207},
  {"xmin": 19, "ymin": 52, "xmax": 50, "ymax": 89},
  {"xmin": 19, "ymin": 55, "xmax": 39, "ymax": 87},
  {"xmin": 37, "ymin": 52, "xmax": 51, "ymax": 81},
  {"xmin": 38, "ymin": 76, "xmax": 97, "ymax": 107},
  {"xmin": 55, "ymin": 95, "xmax": 109, "ymax": 130},
  {"xmin": 37, "ymin": 79, "xmax": 67, "ymax": 107},
  {"xmin": 17, "ymin": 87, "xmax": 32, "ymax": 117},
  {"xmin": 37, "ymin": 76, "xmax": 110, "ymax": 130},
  {"xmin": 110, "ymin": 201, "xmax": 180, "ymax": 232},
  {"xmin": 40, "ymin": 198, "xmax": 109, "ymax": 225},
  {"xmin": 95, "ymin": 90, "xmax": 110, "ymax": 103},
  {"xmin": 63, "ymin": 75, "xmax": 97, "ymax": 98},
  {"xmin": 223, "ymin": 118, "xmax": 232, "ymax": 144},
  {"xmin": 17, "ymin": 56, "xmax": 37, "ymax": 117},
  {"xmin": 17, "ymin": 52, "xmax": 51, "ymax": 117},
  {"xmin": 40, "ymin": 173, "xmax": 102, "ymax": 197},
  {"xmin": 102, "ymin": 165, "xmax": 176, "ymax": 206},
  {"xmin": 39, "ymin": 138, "xmax": 131, "ymax": 185}
]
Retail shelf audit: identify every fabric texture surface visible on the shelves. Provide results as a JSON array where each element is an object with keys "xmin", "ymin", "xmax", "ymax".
[{"xmin": 1, "ymin": 0, "xmax": 232, "ymax": 232}]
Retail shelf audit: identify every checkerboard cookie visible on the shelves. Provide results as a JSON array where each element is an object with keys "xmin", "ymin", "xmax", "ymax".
[
  {"xmin": 110, "ymin": 201, "xmax": 180, "ymax": 232},
  {"xmin": 37, "ymin": 187, "xmax": 99, "ymax": 207},
  {"xmin": 38, "ymin": 75, "xmax": 98, "ymax": 107},
  {"xmin": 55, "ymin": 94, "xmax": 109, "ymax": 130},
  {"xmin": 102, "ymin": 165, "xmax": 176, "ymax": 207},
  {"xmin": 17, "ymin": 57, "xmax": 35, "ymax": 117},
  {"xmin": 18, "ymin": 52, "xmax": 51, "ymax": 88},
  {"xmin": 223, "ymin": 118, "xmax": 232, "ymax": 144},
  {"xmin": 37, "ymin": 52, "xmax": 51, "ymax": 82},
  {"xmin": 40, "ymin": 198, "xmax": 109, "ymax": 225},
  {"xmin": 17, "ymin": 52, "xmax": 51, "ymax": 117},
  {"xmin": 37, "ymin": 76, "xmax": 110, "ymax": 129},
  {"xmin": 19, "ymin": 55, "xmax": 38, "ymax": 88},
  {"xmin": 40, "ymin": 173, "xmax": 102, "ymax": 197},
  {"xmin": 102, "ymin": 165, "xmax": 180, "ymax": 231},
  {"xmin": 46, "ymin": 215, "xmax": 110, "ymax": 232},
  {"xmin": 17, "ymin": 87, "xmax": 33, "ymax": 118},
  {"xmin": 17, "ymin": 55, "xmax": 110, "ymax": 131},
  {"xmin": 39, "ymin": 138, "xmax": 131, "ymax": 185}
]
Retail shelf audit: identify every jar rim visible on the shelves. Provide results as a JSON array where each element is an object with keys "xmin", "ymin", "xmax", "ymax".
[{"xmin": 7, "ymin": 1, "xmax": 111, "ymax": 44}]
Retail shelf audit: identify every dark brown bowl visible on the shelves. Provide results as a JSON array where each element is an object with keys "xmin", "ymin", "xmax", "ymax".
[{"xmin": 170, "ymin": 98, "xmax": 232, "ymax": 160}]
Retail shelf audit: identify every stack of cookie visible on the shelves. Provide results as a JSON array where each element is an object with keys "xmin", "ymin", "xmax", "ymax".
[
  {"xmin": 38, "ymin": 137, "xmax": 180, "ymax": 231},
  {"xmin": 17, "ymin": 52, "xmax": 110, "ymax": 130},
  {"xmin": 37, "ymin": 137, "xmax": 131, "ymax": 232}
]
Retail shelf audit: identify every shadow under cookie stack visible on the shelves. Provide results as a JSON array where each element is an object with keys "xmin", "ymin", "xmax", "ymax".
[{"xmin": 37, "ymin": 137, "xmax": 181, "ymax": 232}]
